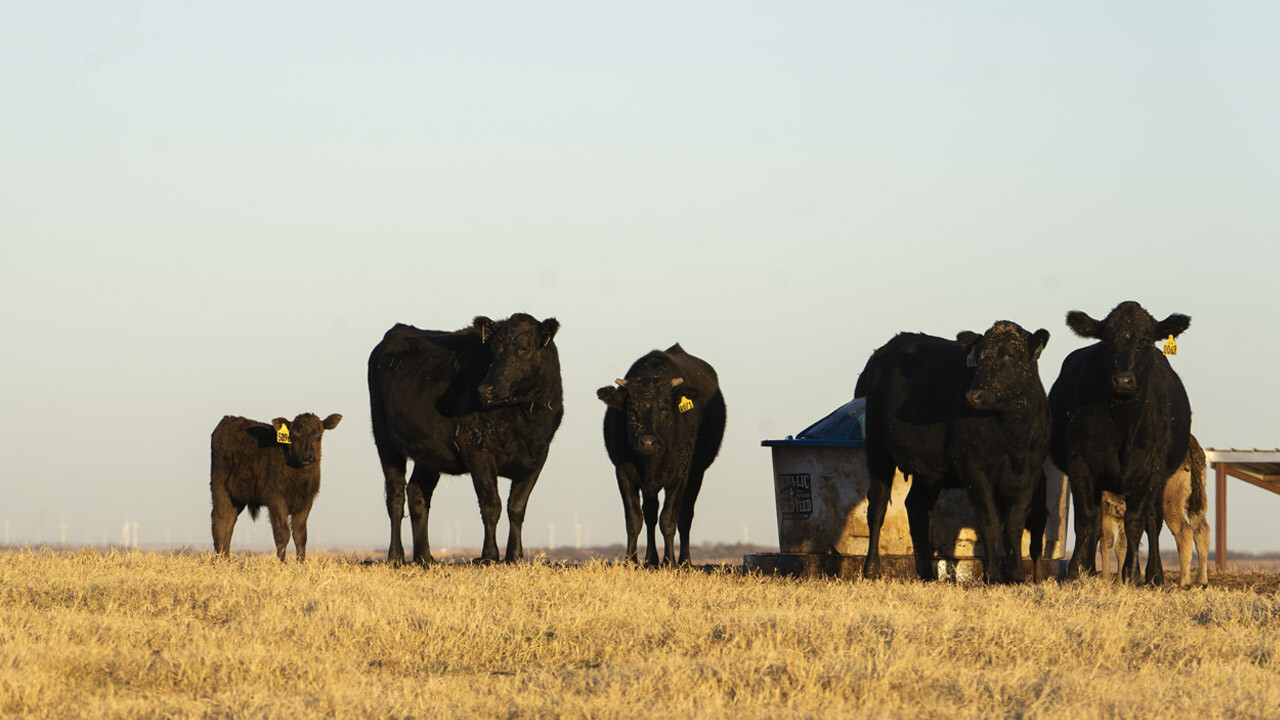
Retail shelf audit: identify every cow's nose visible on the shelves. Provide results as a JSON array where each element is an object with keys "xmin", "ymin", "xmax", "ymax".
[
  {"xmin": 301, "ymin": 453, "xmax": 317, "ymax": 465},
  {"xmin": 478, "ymin": 384, "xmax": 496, "ymax": 402},
  {"xmin": 637, "ymin": 435, "xmax": 661, "ymax": 455},
  {"xmin": 1112, "ymin": 373, "xmax": 1136, "ymax": 394},
  {"xmin": 965, "ymin": 390, "xmax": 990, "ymax": 408}
]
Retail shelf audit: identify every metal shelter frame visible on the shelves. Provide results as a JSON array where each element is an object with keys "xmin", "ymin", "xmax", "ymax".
[{"xmin": 1205, "ymin": 448, "xmax": 1280, "ymax": 571}]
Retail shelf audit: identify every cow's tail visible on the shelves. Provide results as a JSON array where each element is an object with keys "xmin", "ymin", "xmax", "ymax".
[
  {"xmin": 247, "ymin": 504, "xmax": 262, "ymax": 521},
  {"xmin": 1185, "ymin": 435, "xmax": 1207, "ymax": 519}
]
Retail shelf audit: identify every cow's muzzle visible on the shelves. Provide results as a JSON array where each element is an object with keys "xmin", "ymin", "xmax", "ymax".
[
  {"xmin": 635, "ymin": 435, "xmax": 662, "ymax": 456},
  {"xmin": 965, "ymin": 390, "xmax": 992, "ymax": 409},
  {"xmin": 1111, "ymin": 373, "xmax": 1137, "ymax": 395}
]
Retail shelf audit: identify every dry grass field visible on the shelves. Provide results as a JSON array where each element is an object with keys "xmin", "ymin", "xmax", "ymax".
[{"xmin": 2, "ymin": 549, "xmax": 1279, "ymax": 719}]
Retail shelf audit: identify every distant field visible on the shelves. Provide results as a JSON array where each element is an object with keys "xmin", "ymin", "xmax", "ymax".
[{"xmin": 2, "ymin": 550, "xmax": 1279, "ymax": 719}]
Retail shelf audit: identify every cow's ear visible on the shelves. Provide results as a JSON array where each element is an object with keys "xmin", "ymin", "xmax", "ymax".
[
  {"xmin": 956, "ymin": 331, "xmax": 981, "ymax": 348},
  {"xmin": 473, "ymin": 316, "xmax": 496, "ymax": 342},
  {"xmin": 322, "ymin": 413, "xmax": 343, "ymax": 430},
  {"xmin": 1156, "ymin": 313, "xmax": 1190, "ymax": 339},
  {"xmin": 1066, "ymin": 311, "xmax": 1101, "ymax": 338},
  {"xmin": 271, "ymin": 418, "xmax": 289, "ymax": 432},
  {"xmin": 597, "ymin": 385, "xmax": 626, "ymax": 408},
  {"xmin": 538, "ymin": 317, "xmax": 560, "ymax": 347},
  {"xmin": 1030, "ymin": 329, "xmax": 1050, "ymax": 361},
  {"xmin": 674, "ymin": 387, "xmax": 700, "ymax": 404}
]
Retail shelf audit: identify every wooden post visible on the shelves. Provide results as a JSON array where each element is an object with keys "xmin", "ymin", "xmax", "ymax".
[{"xmin": 1214, "ymin": 462, "xmax": 1227, "ymax": 572}]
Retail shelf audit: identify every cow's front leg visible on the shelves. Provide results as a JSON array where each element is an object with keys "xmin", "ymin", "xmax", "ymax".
[
  {"xmin": 616, "ymin": 464, "xmax": 643, "ymax": 563},
  {"xmin": 1120, "ymin": 492, "xmax": 1149, "ymax": 585},
  {"xmin": 658, "ymin": 483, "xmax": 684, "ymax": 567},
  {"xmin": 267, "ymin": 503, "xmax": 291, "ymax": 562},
  {"xmin": 290, "ymin": 506, "xmax": 311, "ymax": 563},
  {"xmin": 1140, "ymin": 487, "xmax": 1165, "ymax": 586},
  {"xmin": 469, "ymin": 458, "xmax": 503, "ymax": 563},
  {"xmin": 1065, "ymin": 462, "xmax": 1100, "ymax": 580},
  {"xmin": 862, "ymin": 476, "xmax": 891, "ymax": 580},
  {"xmin": 905, "ymin": 480, "xmax": 941, "ymax": 581},
  {"xmin": 999, "ymin": 482, "xmax": 1033, "ymax": 584},
  {"xmin": 505, "ymin": 464, "xmax": 546, "ymax": 563},
  {"xmin": 642, "ymin": 492, "xmax": 660, "ymax": 567},
  {"xmin": 407, "ymin": 466, "xmax": 441, "ymax": 565}
]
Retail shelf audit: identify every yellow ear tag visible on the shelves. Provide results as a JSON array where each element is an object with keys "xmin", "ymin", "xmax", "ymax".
[
  {"xmin": 1162, "ymin": 335, "xmax": 1178, "ymax": 356},
  {"xmin": 678, "ymin": 396, "xmax": 694, "ymax": 413},
  {"xmin": 276, "ymin": 424, "xmax": 291, "ymax": 444}
]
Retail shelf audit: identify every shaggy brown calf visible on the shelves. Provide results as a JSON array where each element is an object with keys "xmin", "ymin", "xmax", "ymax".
[{"xmin": 210, "ymin": 412, "xmax": 342, "ymax": 561}]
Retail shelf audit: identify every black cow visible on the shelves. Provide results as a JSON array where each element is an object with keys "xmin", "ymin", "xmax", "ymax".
[
  {"xmin": 1049, "ymin": 301, "xmax": 1191, "ymax": 584},
  {"xmin": 210, "ymin": 412, "xmax": 342, "ymax": 561},
  {"xmin": 368, "ymin": 314, "xmax": 563, "ymax": 564},
  {"xmin": 856, "ymin": 321, "xmax": 1051, "ymax": 583},
  {"xmin": 597, "ymin": 344, "xmax": 725, "ymax": 567}
]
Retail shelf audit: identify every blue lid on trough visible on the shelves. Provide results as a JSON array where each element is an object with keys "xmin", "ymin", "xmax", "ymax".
[{"xmin": 761, "ymin": 397, "xmax": 866, "ymax": 448}]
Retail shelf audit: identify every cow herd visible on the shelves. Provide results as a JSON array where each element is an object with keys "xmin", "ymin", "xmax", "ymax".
[{"xmin": 209, "ymin": 300, "xmax": 1200, "ymax": 586}]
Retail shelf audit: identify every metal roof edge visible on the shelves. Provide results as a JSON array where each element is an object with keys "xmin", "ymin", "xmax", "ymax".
[
  {"xmin": 1204, "ymin": 449, "xmax": 1280, "ymax": 463},
  {"xmin": 761, "ymin": 439, "xmax": 866, "ymax": 448}
]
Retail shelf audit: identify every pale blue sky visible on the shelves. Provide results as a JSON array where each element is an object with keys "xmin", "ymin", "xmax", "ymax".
[{"xmin": 2, "ymin": 2, "xmax": 1277, "ymax": 554}]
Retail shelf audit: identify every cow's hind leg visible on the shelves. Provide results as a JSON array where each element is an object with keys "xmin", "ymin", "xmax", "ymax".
[
  {"xmin": 407, "ymin": 466, "xmax": 441, "ymax": 565},
  {"xmin": 862, "ymin": 446, "xmax": 895, "ymax": 580},
  {"xmin": 1195, "ymin": 519, "xmax": 1210, "ymax": 588},
  {"xmin": 211, "ymin": 487, "xmax": 242, "ymax": 558},
  {"xmin": 905, "ymin": 480, "xmax": 941, "ymax": 581},
  {"xmin": 1166, "ymin": 511, "xmax": 1193, "ymax": 588},
  {"xmin": 377, "ymin": 444, "xmax": 410, "ymax": 565}
]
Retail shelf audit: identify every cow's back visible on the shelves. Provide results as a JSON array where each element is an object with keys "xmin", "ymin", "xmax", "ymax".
[
  {"xmin": 663, "ymin": 345, "xmax": 726, "ymax": 472},
  {"xmin": 211, "ymin": 415, "xmax": 282, "ymax": 501},
  {"xmin": 857, "ymin": 333, "xmax": 963, "ymax": 481},
  {"xmin": 368, "ymin": 323, "xmax": 485, "ymax": 467}
]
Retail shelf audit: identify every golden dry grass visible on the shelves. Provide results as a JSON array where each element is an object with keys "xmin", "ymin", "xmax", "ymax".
[{"xmin": 1, "ymin": 549, "xmax": 1278, "ymax": 719}]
